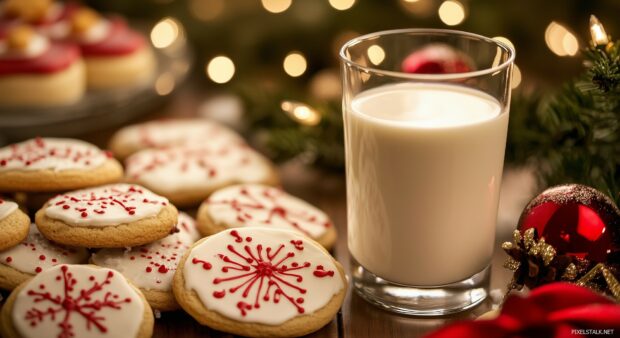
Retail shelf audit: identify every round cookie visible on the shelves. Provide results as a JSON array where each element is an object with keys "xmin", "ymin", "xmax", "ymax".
[
  {"xmin": 0, "ymin": 137, "xmax": 123, "ymax": 192},
  {"xmin": 0, "ymin": 224, "xmax": 89, "ymax": 290},
  {"xmin": 91, "ymin": 212, "xmax": 201, "ymax": 311},
  {"xmin": 35, "ymin": 183, "xmax": 177, "ymax": 248},
  {"xmin": 197, "ymin": 184, "xmax": 337, "ymax": 249},
  {"xmin": 109, "ymin": 118, "xmax": 246, "ymax": 160},
  {"xmin": 0, "ymin": 198, "xmax": 29, "ymax": 251},
  {"xmin": 0, "ymin": 25, "xmax": 85, "ymax": 107},
  {"xmin": 0, "ymin": 264, "xmax": 154, "ymax": 338},
  {"xmin": 125, "ymin": 143, "xmax": 279, "ymax": 208},
  {"xmin": 173, "ymin": 228, "xmax": 347, "ymax": 337}
]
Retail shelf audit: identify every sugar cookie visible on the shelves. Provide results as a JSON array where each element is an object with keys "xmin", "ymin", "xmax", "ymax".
[
  {"xmin": 197, "ymin": 184, "xmax": 336, "ymax": 249},
  {"xmin": 91, "ymin": 212, "xmax": 201, "ymax": 311},
  {"xmin": 35, "ymin": 184, "xmax": 177, "ymax": 248},
  {"xmin": 108, "ymin": 118, "xmax": 246, "ymax": 160},
  {"xmin": 125, "ymin": 143, "xmax": 279, "ymax": 207},
  {"xmin": 0, "ymin": 264, "xmax": 154, "ymax": 338},
  {"xmin": 0, "ymin": 224, "xmax": 89, "ymax": 290},
  {"xmin": 0, "ymin": 198, "xmax": 29, "ymax": 251},
  {"xmin": 0, "ymin": 137, "xmax": 123, "ymax": 192},
  {"xmin": 173, "ymin": 228, "xmax": 347, "ymax": 337}
]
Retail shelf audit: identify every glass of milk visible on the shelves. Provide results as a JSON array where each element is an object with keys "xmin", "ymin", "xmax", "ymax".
[{"xmin": 340, "ymin": 29, "xmax": 515, "ymax": 316}]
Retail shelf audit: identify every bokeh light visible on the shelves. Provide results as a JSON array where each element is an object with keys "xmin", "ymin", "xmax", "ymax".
[
  {"xmin": 329, "ymin": 0, "xmax": 356, "ymax": 11},
  {"xmin": 367, "ymin": 45, "xmax": 385, "ymax": 65},
  {"xmin": 281, "ymin": 101, "xmax": 321, "ymax": 126},
  {"xmin": 511, "ymin": 64, "xmax": 522, "ymax": 89},
  {"xmin": 545, "ymin": 22, "xmax": 579, "ymax": 57},
  {"xmin": 283, "ymin": 52, "xmax": 307, "ymax": 77},
  {"xmin": 206, "ymin": 56, "xmax": 235, "ymax": 83},
  {"xmin": 493, "ymin": 36, "xmax": 515, "ymax": 50},
  {"xmin": 261, "ymin": 0, "xmax": 292, "ymax": 14},
  {"xmin": 155, "ymin": 72, "xmax": 175, "ymax": 96},
  {"xmin": 438, "ymin": 0, "xmax": 465, "ymax": 26},
  {"xmin": 150, "ymin": 17, "xmax": 180, "ymax": 49}
]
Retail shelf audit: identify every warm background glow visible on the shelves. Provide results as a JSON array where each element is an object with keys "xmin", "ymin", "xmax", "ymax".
[
  {"xmin": 283, "ymin": 52, "xmax": 307, "ymax": 77},
  {"xmin": 206, "ymin": 56, "xmax": 235, "ymax": 83}
]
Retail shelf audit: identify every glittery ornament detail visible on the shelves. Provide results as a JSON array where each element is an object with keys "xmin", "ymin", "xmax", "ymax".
[
  {"xmin": 22, "ymin": 265, "xmax": 132, "ymax": 338},
  {"xmin": 191, "ymin": 230, "xmax": 335, "ymax": 317},
  {"xmin": 0, "ymin": 138, "xmax": 108, "ymax": 172},
  {"xmin": 207, "ymin": 185, "xmax": 332, "ymax": 238}
]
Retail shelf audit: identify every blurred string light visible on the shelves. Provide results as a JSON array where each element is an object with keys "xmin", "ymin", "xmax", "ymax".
[
  {"xmin": 261, "ymin": 0, "xmax": 292, "ymax": 14},
  {"xmin": 589, "ymin": 15, "xmax": 609, "ymax": 46},
  {"xmin": 206, "ymin": 56, "xmax": 235, "ymax": 83},
  {"xmin": 281, "ymin": 101, "xmax": 321, "ymax": 126},
  {"xmin": 545, "ymin": 22, "xmax": 579, "ymax": 57},
  {"xmin": 150, "ymin": 17, "xmax": 182, "ymax": 49},
  {"xmin": 189, "ymin": 0, "xmax": 224, "ymax": 21},
  {"xmin": 155, "ymin": 72, "xmax": 175, "ymax": 96},
  {"xmin": 511, "ymin": 65, "xmax": 522, "ymax": 89},
  {"xmin": 438, "ymin": 0, "xmax": 465, "ymax": 26},
  {"xmin": 328, "ymin": 0, "xmax": 355, "ymax": 11},
  {"xmin": 283, "ymin": 52, "xmax": 307, "ymax": 77},
  {"xmin": 367, "ymin": 44, "xmax": 385, "ymax": 65}
]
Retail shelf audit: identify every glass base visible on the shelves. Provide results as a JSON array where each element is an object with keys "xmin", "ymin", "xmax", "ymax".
[{"xmin": 351, "ymin": 258, "xmax": 490, "ymax": 316}]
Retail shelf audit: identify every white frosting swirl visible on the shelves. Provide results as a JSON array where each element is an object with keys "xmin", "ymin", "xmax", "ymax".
[
  {"xmin": 0, "ymin": 138, "xmax": 108, "ymax": 172},
  {"xmin": 91, "ymin": 212, "xmax": 200, "ymax": 291},
  {"xmin": 12, "ymin": 264, "xmax": 145, "ymax": 338},
  {"xmin": 184, "ymin": 228, "xmax": 344, "ymax": 325},
  {"xmin": 44, "ymin": 184, "xmax": 168, "ymax": 226}
]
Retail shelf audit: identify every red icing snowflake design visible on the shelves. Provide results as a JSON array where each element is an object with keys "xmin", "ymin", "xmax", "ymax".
[
  {"xmin": 0, "ymin": 137, "xmax": 110, "ymax": 169},
  {"xmin": 190, "ymin": 230, "xmax": 335, "ymax": 316},
  {"xmin": 23, "ymin": 265, "xmax": 133, "ymax": 338},
  {"xmin": 48, "ymin": 185, "xmax": 166, "ymax": 219},
  {"xmin": 208, "ymin": 186, "xmax": 332, "ymax": 237}
]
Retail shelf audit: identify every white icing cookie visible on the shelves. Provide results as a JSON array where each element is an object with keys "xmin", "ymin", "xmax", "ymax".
[
  {"xmin": 110, "ymin": 119, "xmax": 245, "ymax": 158},
  {"xmin": 182, "ymin": 228, "xmax": 345, "ymax": 325},
  {"xmin": 11, "ymin": 265, "xmax": 146, "ymax": 338},
  {"xmin": 91, "ymin": 212, "xmax": 200, "ymax": 291},
  {"xmin": 0, "ymin": 198, "xmax": 18, "ymax": 220},
  {"xmin": 0, "ymin": 224, "xmax": 89, "ymax": 275},
  {"xmin": 0, "ymin": 137, "xmax": 109, "ymax": 172},
  {"xmin": 125, "ymin": 143, "xmax": 276, "ymax": 200},
  {"xmin": 44, "ymin": 184, "xmax": 168, "ymax": 226},
  {"xmin": 204, "ymin": 184, "xmax": 333, "ymax": 239}
]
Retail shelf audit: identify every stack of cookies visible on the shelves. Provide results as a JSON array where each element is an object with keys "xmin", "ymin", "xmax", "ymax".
[
  {"xmin": 0, "ymin": 0, "xmax": 156, "ymax": 107},
  {"xmin": 0, "ymin": 118, "xmax": 346, "ymax": 338}
]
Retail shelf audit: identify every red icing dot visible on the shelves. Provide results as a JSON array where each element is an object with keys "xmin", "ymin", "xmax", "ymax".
[
  {"xmin": 146, "ymin": 267, "xmax": 152, "ymax": 273},
  {"xmin": 6, "ymin": 257, "xmax": 12, "ymax": 263},
  {"xmin": 39, "ymin": 255, "xmax": 46, "ymax": 261},
  {"xmin": 157, "ymin": 265, "xmax": 168, "ymax": 274},
  {"xmin": 35, "ymin": 267, "xmax": 42, "ymax": 273}
]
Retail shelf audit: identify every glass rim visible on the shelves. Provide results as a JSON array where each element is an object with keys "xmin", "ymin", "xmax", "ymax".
[{"xmin": 339, "ymin": 28, "xmax": 516, "ymax": 81}]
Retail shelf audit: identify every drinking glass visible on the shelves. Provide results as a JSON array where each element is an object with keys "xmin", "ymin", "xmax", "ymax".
[{"xmin": 340, "ymin": 29, "xmax": 515, "ymax": 316}]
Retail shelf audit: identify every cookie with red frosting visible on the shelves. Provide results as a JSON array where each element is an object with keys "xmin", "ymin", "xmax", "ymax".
[
  {"xmin": 197, "ymin": 184, "xmax": 337, "ymax": 249},
  {"xmin": 0, "ymin": 25, "xmax": 85, "ymax": 106},
  {"xmin": 173, "ymin": 228, "xmax": 347, "ymax": 337},
  {"xmin": 69, "ymin": 7, "xmax": 155, "ymax": 89},
  {"xmin": 0, "ymin": 264, "xmax": 154, "ymax": 338},
  {"xmin": 0, "ymin": 223, "xmax": 89, "ymax": 290},
  {"xmin": 0, "ymin": 137, "xmax": 123, "ymax": 192},
  {"xmin": 0, "ymin": 198, "xmax": 29, "ymax": 251},
  {"xmin": 91, "ymin": 212, "xmax": 201, "ymax": 311},
  {"xmin": 35, "ymin": 183, "xmax": 178, "ymax": 248},
  {"xmin": 108, "ymin": 118, "xmax": 246, "ymax": 160}
]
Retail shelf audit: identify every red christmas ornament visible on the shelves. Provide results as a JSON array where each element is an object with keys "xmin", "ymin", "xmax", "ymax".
[
  {"xmin": 518, "ymin": 184, "xmax": 620, "ymax": 264},
  {"xmin": 401, "ymin": 43, "xmax": 473, "ymax": 74}
]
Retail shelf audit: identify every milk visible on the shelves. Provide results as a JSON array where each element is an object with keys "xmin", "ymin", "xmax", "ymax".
[{"xmin": 345, "ymin": 82, "xmax": 508, "ymax": 286}]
